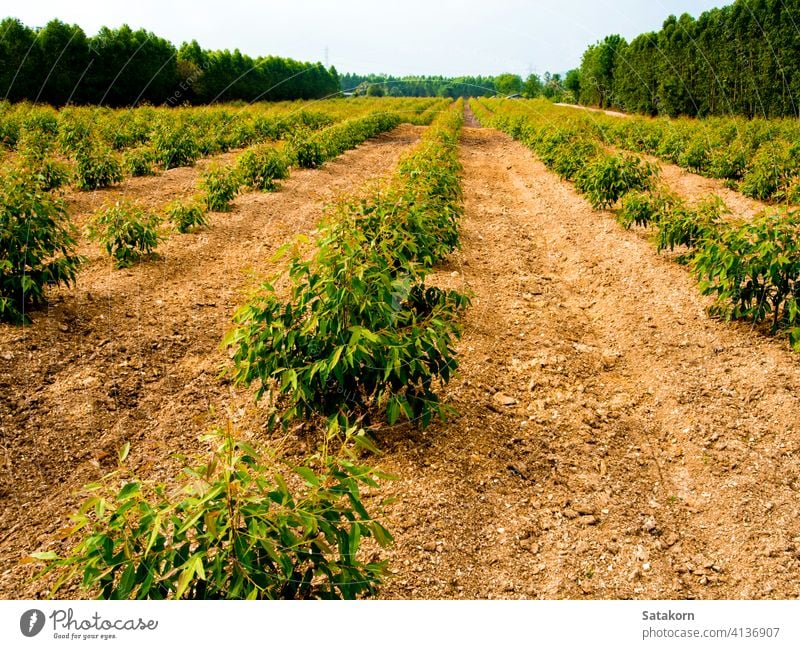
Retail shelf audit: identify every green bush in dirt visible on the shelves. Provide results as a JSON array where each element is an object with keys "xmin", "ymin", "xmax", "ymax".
[
  {"xmin": 678, "ymin": 135, "xmax": 711, "ymax": 174},
  {"xmin": 152, "ymin": 122, "xmax": 200, "ymax": 169},
  {"xmin": 87, "ymin": 201, "xmax": 163, "ymax": 268},
  {"xmin": 551, "ymin": 138, "xmax": 600, "ymax": 181},
  {"xmin": 739, "ymin": 141, "xmax": 797, "ymax": 201},
  {"xmin": 33, "ymin": 426, "xmax": 393, "ymax": 600},
  {"xmin": 0, "ymin": 171, "xmax": 82, "ymax": 323},
  {"xmin": 123, "ymin": 147, "xmax": 157, "ymax": 177},
  {"xmin": 225, "ymin": 227, "xmax": 469, "ymax": 429},
  {"xmin": 656, "ymin": 195, "xmax": 727, "ymax": 257},
  {"xmin": 708, "ymin": 142, "xmax": 749, "ymax": 181},
  {"xmin": 165, "ymin": 199, "xmax": 208, "ymax": 233},
  {"xmin": 200, "ymin": 165, "xmax": 241, "ymax": 212},
  {"xmin": 693, "ymin": 209, "xmax": 800, "ymax": 348},
  {"xmin": 655, "ymin": 127, "xmax": 690, "ymax": 164},
  {"xmin": 286, "ymin": 129, "xmax": 324, "ymax": 169},
  {"xmin": 57, "ymin": 110, "xmax": 92, "ymax": 154},
  {"xmin": 236, "ymin": 146, "xmax": 290, "ymax": 191},
  {"xmin": 73, "ymin": 144, "xmax": 124, "ymax": 190},
  {"xmin": 574, "ymin": 153, "xmax": 658, "ymax": 209},
  {"xmin": 617, "ymin": 189, "xmax": 676, "ymax": 229},
  {"xmin": 27, "ymin": 158, "xmax": 72, "ymax": 191}
]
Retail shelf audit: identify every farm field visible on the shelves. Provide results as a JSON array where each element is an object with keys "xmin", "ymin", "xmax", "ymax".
[{"xmin": 2, "ymin": 94, "xmax": 800, "ymax": 601}]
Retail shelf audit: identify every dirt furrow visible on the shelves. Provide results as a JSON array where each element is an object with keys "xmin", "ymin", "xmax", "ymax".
[
  {"xmin": 376, "ymin": 127, "xmax": 800, "ymax": 600},
  {"xmin": 0, "ymin": 124, "xmax": 424, "ymax": 598}
]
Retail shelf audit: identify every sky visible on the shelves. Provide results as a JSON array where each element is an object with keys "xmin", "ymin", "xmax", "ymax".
[{"xmin": 4, "ymin": 0, "xmax": 734, "ymax": 77}]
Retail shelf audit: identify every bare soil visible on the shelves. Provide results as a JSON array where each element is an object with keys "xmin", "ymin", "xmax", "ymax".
[
  {"xmin": 375, "ymin": 127, "xmax": 800, "ymax": 599},
  {"xmin": 3, "ymin": 123, "xmax": 800, "ymax": 601}
]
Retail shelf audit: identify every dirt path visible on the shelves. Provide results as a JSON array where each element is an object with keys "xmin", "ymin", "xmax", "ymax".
[
  {"xmin": 376, "ymin": 126, "xmax": 800, "ymax": 599},
  {"xmin": 555, "ymin": 103, "xmax": 628, "ymax": 118},
  {"xmin": 629, "ymin": 151, "xmax": 767, "ymax": 221},
  {"xmin": 0, "ymin": 124, "xmax": 425, "ymax": 598}
]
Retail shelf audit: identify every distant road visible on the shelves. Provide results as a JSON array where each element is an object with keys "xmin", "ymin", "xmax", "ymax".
[{"xmin": 554, "ymin": 103, "xmax": 628, "ymax": 118}]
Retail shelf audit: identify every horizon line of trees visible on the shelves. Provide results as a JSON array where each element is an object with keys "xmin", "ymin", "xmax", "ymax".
[
  {"xmin": 339, "ymin": 72, "xmax": 574, "ymax": 100},
  {"xmin": 0, "ymin": 17, "xmax": 341, "ymax": 106},
  {"xmin": 572, "ymin": 0, "xmax": 800, "ymax": 118}
]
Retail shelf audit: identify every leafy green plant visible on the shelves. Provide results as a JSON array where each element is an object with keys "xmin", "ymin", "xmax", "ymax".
[
  {"xmin": 87, "ymin": 201, "xmax": 163, "ymax": 268},
  {"xmin": 0, "ymin": 171, "xmax": 82, "ymax": 323},
  {"xmin": 287, "ymin": 129, "xmax": 324, "ymax": 169},
  {"xmin": 656, "ymin": 195, "xmax": 727, "ymax": 257},
  {"xmin": 165, "ymin": 199, "xmax": 208, "ymax": 233},
  {"xmin": 152, "ymin": 122, "xmax": 200, "ymax": 169},
  {"xmin": 123, "ymin": 147, "xmax": 157, "ymax": 177},
  {"xmin": 226, "ymin": 104, "xmax": 469, "ymax": 430},
  {"xmin": 550, "ymin": 138, "xmax": 600, "ymax": 181},
  {"xmin": 200, "ymin": 164, "xmax": 241, "ymax": 212},
  {"xmin": 617, "ymin": 189, "xmax": 676, "ymax": 229},
  {"xmin": 74, "ymin": 144, "xmax": 123, "ymax": 190},
  {"xmin": 693, "ymin": 209, "xmax": 800, "ymax": 347},
  {"xmin": 575, "ymin": 153, "xmax": 657, "ymax": 209},
  {"xmin": 236, "ymin": 146, "xmax": 290, "ymax": 191},
  {"xmin": 33, "ymin": 425, "xmax": 393, "ymax": 600},
  {"xmin": 740, "ymin": 142, "xmax": 797, "ymax": 201}
]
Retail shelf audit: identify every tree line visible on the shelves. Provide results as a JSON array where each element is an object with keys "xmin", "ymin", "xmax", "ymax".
[
  {"xmin": 573, "ymin": 0, "xmax": 800, "ymax": 118},
  {"xmin": 339, "ymin": 72, "xmax": 572, "ymax": 100},
  {"xmin": 0, "ymin": 17, "xmax": 341, "ymax": 106}
]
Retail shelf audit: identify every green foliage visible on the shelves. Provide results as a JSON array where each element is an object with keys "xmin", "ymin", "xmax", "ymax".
[
  {"xmin": 73, "ymin": 144, "xmax": 123, "ymax": 190},
  {"xmin": 165, "ymin": 199, "xmax": 208, "ymax": 233},
  {"xmin": 551, "ymin": 138, "xmax": 600, "ymax": 181},
  {"xmin": 656, "ymin": 195, "xmax": 727, "ymax": 258},
  {"xmin": 693, "ymin": 210, "xmax": 800, "ymax": 346},
  {"xmin": 740, "ymin": 142, "xmax": 797, "ymax": 202},
  {"xmin": 287, "ymin": 129, "xmax": 324, "ymax": 169},
  {"xmin": 200, "ymin": 164, "xmax": 241, "ymax": 212},
  {"xmin": 87, "ymin": 201, "xmax": 163, "ymax": 268},
  {"xmin": 617, "ymin": 189, "xmax": 675, "ymax": 229},
  {"xmin": 152, "ymin": 122, "xmax": 199, "ymax": 169},
  {"xmin": 0, "ymin": 171, "xmax": 82, "ymax": 323},
  {"xmin": 236, "ymin": 146, "xmax": 290, "ymax": 191},
  {"xmin": 34, "ymin": 426, "xmax": 393, "ymax": 600},
  {"xmin": 123, "ymin": 147, "xmax": 157, "ymax": 177},
  {"xmin": 575, "ymin": 153, "xmax": 657, "ymax": 209},
  {"xmin": 225, "ymin": 105, "xmax": 468, "ymax": 430},
  {"xmin": 28, "ymin": 158, "xmax": 71, "ymax": 191}
]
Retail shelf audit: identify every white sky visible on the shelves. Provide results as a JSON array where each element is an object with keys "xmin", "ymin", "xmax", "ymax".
[{"xmin": 4, "ymin": 0, "xmax": 733, "ymax": 76}]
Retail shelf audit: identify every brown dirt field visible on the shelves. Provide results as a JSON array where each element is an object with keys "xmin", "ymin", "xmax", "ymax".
[
  {"xmin": 3, "ymin": 121, "xmax": 800, "ymax": 602},
  {"xmin": 0, "ymin": 124, "xmax": 424, "ymax": 598},
  {"xmin": 374, "ymin": 127, "xmax": 800, "ymax": 599}
]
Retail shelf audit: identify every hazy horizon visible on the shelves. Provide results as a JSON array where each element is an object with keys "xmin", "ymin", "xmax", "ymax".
[{"xmin": 5, "ymin": 0, "xmax": 733, "ymax": 77}]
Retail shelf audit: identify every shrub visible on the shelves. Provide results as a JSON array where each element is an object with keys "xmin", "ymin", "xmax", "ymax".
[
  {"xmin": 656, "ymin": 195, "xmax": 727, "ymax": 257},
  {"xmin": 74, "ymin": 144, "xmax": 123, "ymax": 190},
  {"xmin": 123, "ymin": 147, "xmax": 157, "ymax": 177},
  {"xmin": 0, "ymin": 171, "xmax": 82, "ymax": 323},
  {"xmin": 693, "ymin": 209, "xmax": 800, "ymax": 347},
  {"xmin": 740, "ymin": 141, "xmax": 797, "ymax": 201},
  {"xmin": 87, "ymin": 201, "xmax": 162, "ymax": 268},
  {"xmin": 575, "ymin": 153, "xmax": 658, "ymax": 209},
  {"xmin": 200, "ymin": 165, "xmax": 241, "ymax": 212},
  {"xmin": 287, "ymin": 129, "xmax": 324, "ymax": 169},
  {"xmin": 33, "ymin": 426, "xmax": 393, "ymax": 599},
  {"xmin": 237, "ymin": 146, "xmax": 290, "ymax": 191},
  {"xmin": 617, "ymin": 190, "xmax": 676, "ymax": 229},
  {"xmin": 165, "ymin": 199, "xmax": 208, "ymax": 233},
  {"xmin": 152, "ymin": 122, "xmax": 199, "ymax": 169},
  {"xmin": 225, "ymin": 228, "xmax": 469, "ymax": 429},
  {"xmin": 551, "ymin": 139, "xmax": 600, "ymax": 181}
]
